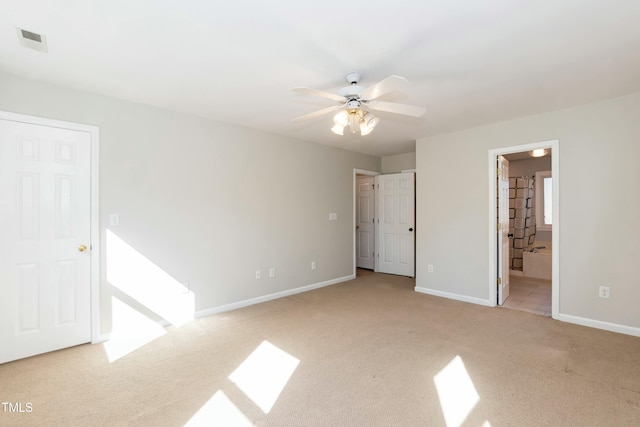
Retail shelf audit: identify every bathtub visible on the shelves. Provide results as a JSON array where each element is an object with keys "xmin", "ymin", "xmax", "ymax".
[{"xmin": 523, "ymin": 248, "xmax": 552, "ymax": 280}]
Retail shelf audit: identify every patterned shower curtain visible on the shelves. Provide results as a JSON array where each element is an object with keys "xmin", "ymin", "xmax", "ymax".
[{"xmin": 509, "ymin": 177, "xmax": 536, "ymax": 270}]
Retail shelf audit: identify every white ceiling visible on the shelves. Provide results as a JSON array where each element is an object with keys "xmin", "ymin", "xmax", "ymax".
[{"xmin": 2, "ymin": 0, "xmax": 640, "ymax": 157}]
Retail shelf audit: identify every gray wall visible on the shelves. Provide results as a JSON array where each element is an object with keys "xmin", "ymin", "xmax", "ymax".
[
  {"xmin": 416, "ymin": 91, "xmax": 640, "ymax": 330},
  {"xmin": 381, "ymin": 152, "xmax": 415, "ymax": 173},
  {"xmin": 0, "ymin": 71, "xmax": 380, "ymax": 334}
]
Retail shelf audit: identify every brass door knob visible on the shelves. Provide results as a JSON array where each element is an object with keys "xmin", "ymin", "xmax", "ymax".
[{"xmin": 78, "ymin": 244, "xmax": 88, "ymax": 252}]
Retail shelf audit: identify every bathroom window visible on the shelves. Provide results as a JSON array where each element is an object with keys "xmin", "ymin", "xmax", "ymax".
[{"xmin": 535, "ymin": 170, "xmax": 552, "ymax": 231}]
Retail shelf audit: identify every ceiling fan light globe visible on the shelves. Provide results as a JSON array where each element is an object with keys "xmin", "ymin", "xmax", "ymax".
[
  {"xmin": 331, "ymin": 124, "xmax": 344, "ymax": 135},
  {"xmin": 334, "ymin": 110, "xmax": 349, "ymax": 126},
  {"xmin": 361, "ymin": 112, "xmax": 379, "ymax": 131},
  {"xmin": 360, "ymin": 122, "xmax": 373, "ymax": 136},
  {"xmin": 349, "ymin": 113, "xmax": 359, "ymax": 134}
]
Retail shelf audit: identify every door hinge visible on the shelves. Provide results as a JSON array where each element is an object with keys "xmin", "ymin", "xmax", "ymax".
[
  {"xmin": 497, "ymin": 166, "xmax": 501, "ymax": 177},
  {"xmin": 497, "ymin": 277, "xmax": 502, "ymax": 285},
  {"xmin": 498, "ymin": 223, "xmax": 502, "ymax": 231}
]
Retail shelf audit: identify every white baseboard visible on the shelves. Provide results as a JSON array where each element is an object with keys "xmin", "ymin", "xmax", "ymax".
[
  {"xmin": 92, "ymin": 333, "xmax": 111, "ymax": 344},
  {"xmin": 93, "ymin": 275, "xmax": 354, "ymax": 343},
  {"xmin": 413, "ymin": 287, "xmax": 640, "ymax": 338},
  {"xmin": 556, "ymin": 313, "xmax": 640, "ymax": 337},
  {"xmin": 414, "ymin": 286, "xmax": 492, "ymax": 307},
  {"xmin": 195, "ymin": 274, "xmax": 355, "ymax": 319}
]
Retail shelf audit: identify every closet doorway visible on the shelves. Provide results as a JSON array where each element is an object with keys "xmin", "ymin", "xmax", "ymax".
[{"xmin": 356, "ymin": 174, "xmax": 376, "ymax": 270}]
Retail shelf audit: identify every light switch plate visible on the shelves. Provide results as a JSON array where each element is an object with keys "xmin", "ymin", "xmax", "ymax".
[
  {"xmin": 109, "ymin": 214, "xmax": 120, "ymax": 226},
  {"xmin": 329, "ymin": 212, "xmax": 337, "ymax": 221}
]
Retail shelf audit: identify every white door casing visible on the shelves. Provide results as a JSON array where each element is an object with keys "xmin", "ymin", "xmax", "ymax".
[
  {"xmin": 497, "ymin": 155, "xmax": 510, "ymax": 305},
  {"xmin": 375, "ymin": 173, "xmax": 415, "ymax": 277},
  {"xmin": 356, "ymin": 176, "xmax": 375, "ymax": 270},
  {"xmin": 488, "ymin": 141, "xmax": 558, "ymax": 316},
  {"xmin": 0, "ymin": 114, "xmax": 97, "ymax": 363}
]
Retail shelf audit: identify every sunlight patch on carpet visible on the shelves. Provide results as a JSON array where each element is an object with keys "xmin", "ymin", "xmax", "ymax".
[
  {"xmin": 106, "ymin": 230, "xmax": 195, "ymax": 327},
  {"xmin": 103, "ymin": 297, "xmax": 166, "ymax": 362},
  {"xmin": 433, "ymin": 355, "xmax": 480, "ymax": 427},
  {"xmin": 229, "ymin": 340, "xmax": 300, "ymax": 413},
  {"xmin": 185, "ymin": 390, "xmax": 253, "ymax": 427}
]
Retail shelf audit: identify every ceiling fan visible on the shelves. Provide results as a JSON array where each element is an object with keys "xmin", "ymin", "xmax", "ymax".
[{"xmin": 292, "ymin": 73, "xmax": 425, "ymax": 136}]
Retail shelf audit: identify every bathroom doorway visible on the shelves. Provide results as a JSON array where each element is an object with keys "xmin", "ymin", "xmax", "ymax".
[{"xmin": 488, "ymin": 140, "xmax": 559, "ymax": 318}]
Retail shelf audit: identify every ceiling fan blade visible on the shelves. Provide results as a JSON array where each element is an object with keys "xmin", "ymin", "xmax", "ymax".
[
  {"xmin": 365, "ymin": 100, "xmax": 426, "ymax": 117},
  {"xmin": 358, "ymin": 75, "xmax": 409, "ymax": 101},
  {"xmin": 293, "ymin": 87, "xmax": 345, "ymax": 103},
  {"xmin": 291, "ymin": 104, "xmax": 344, "ymax": 122}
]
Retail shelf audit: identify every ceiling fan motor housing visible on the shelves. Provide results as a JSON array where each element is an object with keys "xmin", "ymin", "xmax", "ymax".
[
  {"xmin": 339, "ymin": 85, "xmax": 364, "ymax": 98},
  {"xmin": 347, "ymin": 99, "xmax": 361, "ymax": 109},
  {"xmin": 339, "ymin": 72, "xmax": 364, "ymax": 98}
]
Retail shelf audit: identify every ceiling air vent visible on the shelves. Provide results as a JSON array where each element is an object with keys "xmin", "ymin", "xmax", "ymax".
[{"xmin": 16, "ymin": 28, "xmax": 48, "ymax": 53}]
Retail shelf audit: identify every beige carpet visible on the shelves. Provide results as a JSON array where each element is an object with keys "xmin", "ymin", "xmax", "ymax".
[{"xmin": 1, "ymin": 270, "xmax": 639, "ymax": 426}]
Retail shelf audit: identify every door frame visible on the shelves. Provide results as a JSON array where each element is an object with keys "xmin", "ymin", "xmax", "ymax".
[
  {"xmin": 353, "ymin": 169, "xmax": 380, "ymax": 276},
  {"xmin": 488, "ymin": 140, "xmax": 559, "ymax": 318},
  {"xmin": 0, "ymin": 110, "xmax": 101, "ymax": 343}
]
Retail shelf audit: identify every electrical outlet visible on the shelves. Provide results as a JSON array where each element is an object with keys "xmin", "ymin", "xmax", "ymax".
[
  {"xmin": 428, "ymin": 264, "xmax": 434, "ymax": 273},
  {"xmin": 311, "ymin": 260, "xmax": 316, "ymax": 270},
  {"xmin": 269, "ymin": 268, "xmax": 276, "ymax": 278},
  {"xmin": 255, "ymin": 269, "xmax": 261, "ymax": 279},
  {"xmin": 598, "ymin": 286, "xmax": 610, "ymax": 299}
]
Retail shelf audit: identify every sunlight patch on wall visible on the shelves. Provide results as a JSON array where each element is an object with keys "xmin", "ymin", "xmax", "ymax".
[
  {"xmin": 103, "ymin": 297, "xmax": 166, "ymax": 362},
  {"xmin": 185, "ymin": 390, "xmax": 253, "ymax": 427},
  {"xmin": 433, "ymin": 355, "xmax": 480, "ymax": 427},
  {"xmin": 229, "ymin": 340, "xmax": 300, "ymax": 414},
  {"xmin": 106, "ymin": 230, "xmax": 195, "ymax": 326}
]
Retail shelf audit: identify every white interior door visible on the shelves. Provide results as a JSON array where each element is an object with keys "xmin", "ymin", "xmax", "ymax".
[
  {"xmin": 497, "ymin": 155, "xmax": 510, "ymax": 305},
  {"xmin": 0, "ymin": 119, "xmax": 92, "ymax": 363},
  {"xmin": 356, "ymin": 176, "xmax": 375, "ymax": 270},
  {"xmin": 375, "ymin": 173, "xmax": 415, "ymax": 277}
]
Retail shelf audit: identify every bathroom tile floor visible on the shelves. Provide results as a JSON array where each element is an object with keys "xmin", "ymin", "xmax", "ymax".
[{"xmin": 502, "ymin": 274, "xmax": 552, "ymax": 316}]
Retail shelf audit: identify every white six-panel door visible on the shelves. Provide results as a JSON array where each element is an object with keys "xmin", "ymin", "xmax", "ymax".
[
  {"xmin": 0, "ymin": 119, "xmax": 92, "ymax": 363},
  {"xmin": 356, "ymin": 176, "xmax": 375, "ymax": 270},
  {"xmin": 375, "ymin": 173, "xmax": 415, "ymax": 277},
  {"xmin": 497, "ymin": 156, "xmax": 510, "ymax": 305}
]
